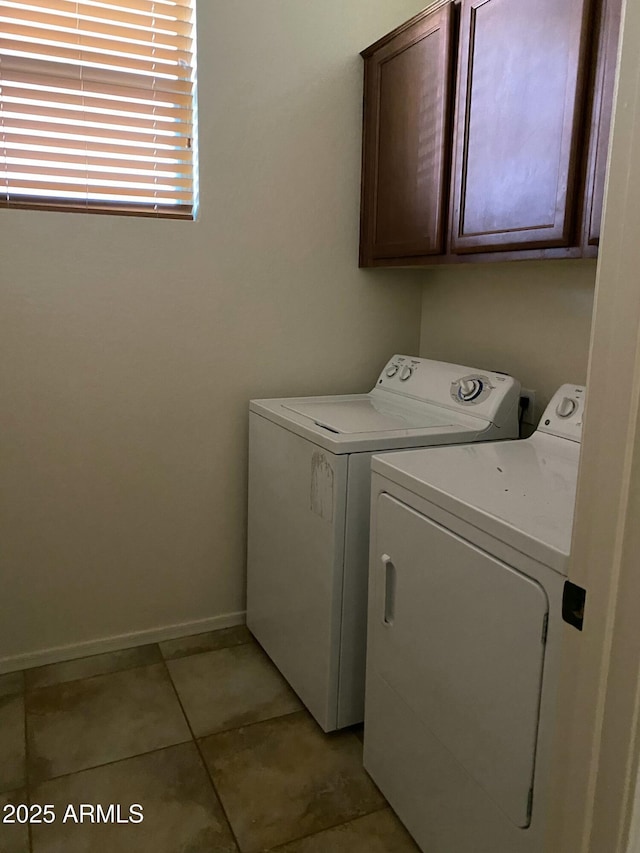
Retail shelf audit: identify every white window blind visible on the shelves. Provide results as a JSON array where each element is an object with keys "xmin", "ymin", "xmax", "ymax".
[{"xmin": 0, "ymin": 0, "xmax": 197, "ymax": 218}]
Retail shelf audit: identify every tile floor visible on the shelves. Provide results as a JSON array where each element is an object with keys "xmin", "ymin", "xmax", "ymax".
[{"xmin": 0, "ymin": 626, "xmax": 419, "ymax": 852}]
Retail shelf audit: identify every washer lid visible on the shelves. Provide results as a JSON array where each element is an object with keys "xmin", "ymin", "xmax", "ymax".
[
  {"xmin": 372, "ymin": 432, "xmax": 580, "ymax": 574},
  {"xmin": 250, "ymin": 393, "xmax": 498, "ymax": 454},
  {"xmin": 282, "ymin": 396, "xmax": 459, "ymax": 434}
]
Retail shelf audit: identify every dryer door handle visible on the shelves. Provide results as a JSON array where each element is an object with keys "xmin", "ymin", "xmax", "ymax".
[{"xmin": 382, "ymin": 554, "xmax": 396, "ymax": 626}]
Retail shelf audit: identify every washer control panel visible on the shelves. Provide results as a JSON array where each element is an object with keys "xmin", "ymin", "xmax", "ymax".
[
  {"xmin": 556, "ymin": 396, "xmax": 578, "ymax": 419},
  {"xmin": 450, "ymin": 374, "xmax": 494, "ymax": 406},
  {"xmin": 399, "ymin": 365, "xmax": 414, "ymax": 382},
  {"xmin": 375, "ymin": 355, "xmax": 521, "ymax": 429},
  {"xmin": 381, "ymin": 356, "xmax": 422, "ymax": 386},
  {"xmin": 537, "ymin": 384, "xmax": 586, "ymax": 442}
]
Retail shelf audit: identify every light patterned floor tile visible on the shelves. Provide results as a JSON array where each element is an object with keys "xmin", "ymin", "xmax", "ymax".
[
  {"xmin": 0, "ymin": 695, "xmax": 25, "ymax": 793},
  {"xmin": 0, "ymin": 789, "xmax": 29, "ymax": 853},
  {"xmin": 30, "ymin": 742, "xmax": 238, "ymax": 853},
  {"xmin": 25, "ymin": 644, "xmax": 162, "ymax": 690},
  {"xmin": 273, "ymin": 809, "xmax": 420, "ymax": 852},
  {"xmin": 160, "ymin": 626, "xmax": 252, "ymax": 661},
  {"xmin": 0, "ymin": 671, "xmax": 24, "ymax": 699},
  {"xmin": 200, "ymin": 711, "xmax": 385, "ymax": 852},
  {"xmin": 27, "ymin": 663, "xmax": 190, "ymax": 783},
  {"xmin": 167, "ymin": 643, "xmax": 301, "ymax": 737}
]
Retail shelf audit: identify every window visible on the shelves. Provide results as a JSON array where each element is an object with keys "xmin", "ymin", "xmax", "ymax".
[{"xmin": 0, "ymin": 0, "xmax": 197, "ymax": 218}]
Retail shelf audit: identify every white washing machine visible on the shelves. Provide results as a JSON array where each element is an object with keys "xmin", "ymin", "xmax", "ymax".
[
  {"xmin": 364, "ymin": 384, "xmax": 586, "ymax": 853},
  {"xmin": 246, "ymin": 355, "xmax": 521, "ymax": 732}
]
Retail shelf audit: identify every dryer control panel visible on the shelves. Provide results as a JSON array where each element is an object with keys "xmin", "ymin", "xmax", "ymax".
[
  {"xmin": 537, "ymin": 384, "xmax": 586, "ymax": 443},
  {"xmin": 375, "ymin": 355, "xmax": 521, "ymax": 432}
]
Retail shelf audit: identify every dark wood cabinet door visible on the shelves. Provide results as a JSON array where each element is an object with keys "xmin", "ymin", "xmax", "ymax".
[
  {"xmin": 360, "ymin": 2, "xmax": 456, "ymax": 265},
  {"xmin": 583, "ymin": 0, "xmax": 622, "ymax": 254},
  {"xmin": 450, "ymin": 0, "xmax": 592, "ymax": 254}
]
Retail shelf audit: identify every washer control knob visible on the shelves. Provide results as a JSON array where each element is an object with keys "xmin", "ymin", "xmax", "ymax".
[
  {"xmin": 399, "ymin": 365, "xmax": 414, "ymax": 382},
  {"xmin": 556, "ymin": 397, "xmax": 578, "ymax": 419},
  {"xmin": 458, "ymin": 378, "xmax": 483, "ymax": 401},
  {"xmin": 385, "ymin": 364, "xmax": 399, "ymax": 378}
]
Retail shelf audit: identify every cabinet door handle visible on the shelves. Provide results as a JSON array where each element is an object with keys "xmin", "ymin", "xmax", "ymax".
[{"xmin": 382, "ymin": 554, "xmax": 396, "ymax": 626}]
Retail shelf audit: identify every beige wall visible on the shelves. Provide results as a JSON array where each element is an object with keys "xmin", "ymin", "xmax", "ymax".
[
  {"xmin": 419, "ymin": 260, "xmax": 596, "ymax": 422},
  {"xmin": 0, "ymin": 0, "xmax": 427, "ymax": 670}
]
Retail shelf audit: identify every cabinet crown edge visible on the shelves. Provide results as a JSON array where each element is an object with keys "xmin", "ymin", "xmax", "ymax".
[{"xmin": 360, "ymin": 0, "xmax": 457, "ymax": 58}]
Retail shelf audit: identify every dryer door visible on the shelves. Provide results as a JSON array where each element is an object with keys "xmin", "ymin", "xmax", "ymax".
[{"xmin": 372, "ymin": 493, "xmax": 549, "ymax": 828}]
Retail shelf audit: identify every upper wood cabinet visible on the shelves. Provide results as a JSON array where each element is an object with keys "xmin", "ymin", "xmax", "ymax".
[
  {"xmin": 359, "ymin": 2, "xmax": 456, "ymax": 265},
  {"xmin": 359, "ymin": 0, "xmax": 621, "ymax": 266},
  {"xmin": 450, "ymin": 0, "xmax": 591, "ymax": 254},
  {"xmin": 582, "ymin": 0, "xmax": 622, "ymax": 255}
]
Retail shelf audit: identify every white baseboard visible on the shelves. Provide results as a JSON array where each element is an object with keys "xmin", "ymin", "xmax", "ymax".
[{"xmin": 0, "ymin": 611, "xmax": 247, "ymax": 675}]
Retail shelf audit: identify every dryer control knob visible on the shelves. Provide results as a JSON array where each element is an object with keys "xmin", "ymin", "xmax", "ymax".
[
  {"xmin": 458, "ymin": 378, "xmax": 483, "ymax": 401},
  {"xmin": 399, "ymin": 366, "xmax": 414, "ymax": 382},
  {"xmin": 385, "ymin": 365, "xmax": 399, "ymax": 377},
  {"xmin": 556, "ymin": 397, "xmax": 578, "ymax": 418}
]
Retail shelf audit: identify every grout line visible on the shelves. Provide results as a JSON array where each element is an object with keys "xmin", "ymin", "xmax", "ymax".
[
  {"xmin": 22, "ymin": 633, "xmax": 254, "ymax": 694},
  {"xmin": 160, "ymin": 656, "xmax": 243, "ymax": 852},
  {"xmin": 162, "ymin": 658, "xmax": 389, "ymax": 852},
  {"xmin": 161, "ymin": 636, "xmax": 253, "ymax": 664},
  {"xmin": 19, "ymin": 641, "xmax": 161, "ymax": 676},
  {"xmin": 22, "ymin": 681, "xmax": 34, "ymax": 853},
  {"xmin": 195, "ymin": 707, "xmax": 307, "ymax": 743},
  {"xmin": 27, "ymin": 739, "xmax": 193, "ymax": 790},
  {"xmin": 22, "ymin": 630, "xmax": 386, "ymax": 852},
  {"xmin": 24, "ymin": 633, "xmax": 260, "ymax": 790},
  {"xmin": 265, "ymin": 805, "xmax": 393, "ymax": 851},
  {"xmin": 192, "ymin": 739, "xmax": 242, "ymax": 851},
  {"xmin": 23, "ymin": 647, "xmax": 164, "ymax": 694}
]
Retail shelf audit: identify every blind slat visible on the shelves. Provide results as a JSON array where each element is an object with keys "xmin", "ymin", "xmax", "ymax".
[
  {"xmin": 44, "ymin": 0, "xmax": 194, "ymax": 24},
  {"xmin": 2, "ymin": 85, "xmax": 192, "ymax": 119},
  {"xmin": 5, "ymin": 178, "xmax": 192, "ymax": 201},
  {"xmin": 98, "ymin": 0, "xmax": 193, "ymax": 13},
  {"xmin": 1, "ymin": 54, "xmax": 193, "ymax": 95},
  {"xmin": 4, "ymin": 155, "xmax": 192, "ymax": 176},
  {"xmin": 0, "ymin": 0, "xmax": 192, "ymax": 35},
  {"xmin": 3, "ymin": 103, "xmax": 193, "ymax": 135},
  {"xmin": 2, "ymin": 135, "xmax": 194, "ymax": 161},
  {"xmin": 6, "ymin": 167, "xmax": 193, "ymax": 189},
  {"xmin": 4, "ymin": 149, "xmax": 193, "ymax": 174},
  {"xmin": 0, "ymin": 197, "xmax": 193, "ymax": 218},
  {"xmin": 0, "ymin": 20, "xmax": 193, "ymax": 62},
  {"xmin": 0, "ymin": 0, "xmax": 197, "ymax": 217},
  {"xmin": 1, "ymin": 116, "xmax": 193, "ymax": 145},
  {"xmin": 0, "ymin": 35, "xmax": 193, "ymax": 72},
  {"xmin": 0, "ymin": 72, "xmax": 192, "ymax": 107},
  {"xmin": 1, "ymin": 7, "xmax": 193, "ymax": 42}
]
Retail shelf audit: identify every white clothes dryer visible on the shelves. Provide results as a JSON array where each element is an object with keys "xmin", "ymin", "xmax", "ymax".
[
  {"xmin": 364, "ymin": 384, "xmax": 586, "ymax": 853},
  {"xmin": 247, "ymin": 356, "xmax": 521, "ymax": 732}
]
